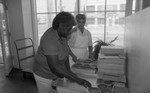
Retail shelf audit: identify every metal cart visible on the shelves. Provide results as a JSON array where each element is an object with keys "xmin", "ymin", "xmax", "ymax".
[{"xmin": 14, "ymin": 38, "xmax": 35, "ymax": 78}]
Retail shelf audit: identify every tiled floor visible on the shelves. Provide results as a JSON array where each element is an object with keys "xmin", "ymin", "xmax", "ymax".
[{"xmin": 0, "ymin": 64, "xmax": 38, "ymax": 93}]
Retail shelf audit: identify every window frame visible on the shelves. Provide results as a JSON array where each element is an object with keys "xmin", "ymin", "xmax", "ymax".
[{"xmin": 35, "ymin": 0, "xmax": 135, "ymax": 46}]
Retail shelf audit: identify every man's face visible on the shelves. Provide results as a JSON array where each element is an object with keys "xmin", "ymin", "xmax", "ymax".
[
  {"xmin": 57, "ymin": 23, "xmax": 73, "ymax": 38},
  {"xmin": 77, "ymin": 19, "xmax": 85, "ymax": 29}
]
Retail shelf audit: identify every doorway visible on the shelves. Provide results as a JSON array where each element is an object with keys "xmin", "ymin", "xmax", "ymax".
[{"xmin": 0, "ymin": 1, "xmax": 13, "ymax": 76}]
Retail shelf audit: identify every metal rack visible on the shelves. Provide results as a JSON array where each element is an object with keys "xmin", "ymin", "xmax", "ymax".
[{"xmin": 14, "ymin": 38, "xmax": 35, "ymax": 78}]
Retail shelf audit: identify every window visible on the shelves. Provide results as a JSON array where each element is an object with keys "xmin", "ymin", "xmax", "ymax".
[
  {"xmin": 87, "ymin": 18, "xmax": 95, "ymax": 25},
  {"xmin": 86, "ymin": 5, "xmax": 95, "ymax": 11},
  {"xmin": 98, "ymin": 18, "xmax": 105, "ymax": 25},
  {"xmin": 120, "ymin": 4, "xmax": 125, "ymax": 10},
  {"xmin": 107, "ymin": 5, "xmax": 117, "ymax": 11},
  {"xmin": 35, "ymin": 0, "xmax": 135, "ymax": 46},
  {"xmin": 97, "ymin": 5, "xmax": 105, "ymax": 11}
]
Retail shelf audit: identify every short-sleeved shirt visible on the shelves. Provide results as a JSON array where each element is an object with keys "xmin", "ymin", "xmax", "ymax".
[
  {"xmin": 33, "ymin": 27, "xmax": 69, "ymax": 79},
  {"xmin": 68, "ymin": 27, "xmax": 92, "ymax": 48}
]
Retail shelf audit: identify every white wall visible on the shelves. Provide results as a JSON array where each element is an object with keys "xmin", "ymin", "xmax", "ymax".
[
  {"xmin": 125, "ymin": 7, "xmax": 150, "ymax": 93},
  {"xmin": 6, "ymin": 0, "xmax": 34, "ymax": 68},
  {"xmin": 22, "ymin": 0, "xmax": 33, "ymax": 39},
  {"xmin": 6, "ymin": 0, "xmax": 24, "ymax": 68},
  {"xmin": 21, "ymin": 0, "xmax": 35, "ymax": 69}
]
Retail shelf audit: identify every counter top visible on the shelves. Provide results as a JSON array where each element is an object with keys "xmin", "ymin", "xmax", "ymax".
[{"xmin": 56, "ymin": 72, "xmax": 98, "ymax": 93}]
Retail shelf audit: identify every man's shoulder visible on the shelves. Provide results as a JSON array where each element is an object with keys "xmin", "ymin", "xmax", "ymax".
[
  {"xmin": 71, "ymin": 27, "xmax": 78, "ymax": 32},
  {"xmin": 41, "ymin": 28, "xmax": 57, "ymax": 42},
  {"xmin": 44, "ymin": 28, "xmax": 56, "ymax": 37},
  {"xmin": 45, "ymin": 28, "xmax": 55, "ymax": 35}
]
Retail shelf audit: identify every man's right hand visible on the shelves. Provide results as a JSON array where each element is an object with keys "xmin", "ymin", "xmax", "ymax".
[{"xmin": 77, "ymin": 78, "xmax": 92, "ymax": 88}]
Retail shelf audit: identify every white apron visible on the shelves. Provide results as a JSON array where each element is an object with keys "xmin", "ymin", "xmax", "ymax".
[{"xmin": 69, "ymin": 29, "xmax": 89, "ymax": 67}]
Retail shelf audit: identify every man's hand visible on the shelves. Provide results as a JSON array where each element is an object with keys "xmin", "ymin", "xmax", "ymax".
[{"xmin": 77, "ymin": 78, "xmax": 92, "ymax": 88}]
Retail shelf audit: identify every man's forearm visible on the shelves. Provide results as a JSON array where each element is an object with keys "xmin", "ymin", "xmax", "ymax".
[{"xmin": 88, "ymin": 46, "xmax": 93, "ymax": 58}]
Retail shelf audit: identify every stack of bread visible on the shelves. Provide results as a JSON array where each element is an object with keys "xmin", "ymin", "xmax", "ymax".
[{"xmin": 71, "ymin": 58, "xmax": 97, "ymax": 74}]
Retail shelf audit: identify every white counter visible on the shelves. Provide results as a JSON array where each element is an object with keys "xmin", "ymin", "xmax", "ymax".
[{"xmin": 56, "ymin": 72, "xmax": 98, "ymax": 93}]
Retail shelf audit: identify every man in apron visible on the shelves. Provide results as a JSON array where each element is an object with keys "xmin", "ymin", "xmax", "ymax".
[{"xmin": 68, "ymin": 14, "xmax": 93, "ymax": 67}]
